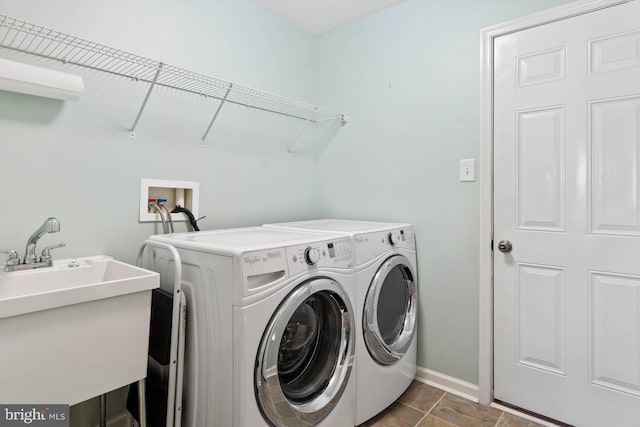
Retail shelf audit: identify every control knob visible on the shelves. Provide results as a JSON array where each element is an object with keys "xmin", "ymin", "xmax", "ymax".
[
  {"xmin": 388, "ymin": 232, "xmax": 397, "ymax": 246},
  {"xmin": 304, "ymin": 247, "xmax": 321, "ymax": 265}
]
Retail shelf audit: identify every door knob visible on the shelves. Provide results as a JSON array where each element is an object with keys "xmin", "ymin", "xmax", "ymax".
[{"xmin": 497, "ymin": 240, "xmax": 512, "ymax": 253}]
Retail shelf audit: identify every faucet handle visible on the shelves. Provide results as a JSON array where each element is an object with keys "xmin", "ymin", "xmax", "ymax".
[
  {"xmin": 0, "ymin": 249, "xmax": 20, "ymax": 266},
  {"xmin": 40, "ymin": 243, "xmax": 66, "ymax": 263}
]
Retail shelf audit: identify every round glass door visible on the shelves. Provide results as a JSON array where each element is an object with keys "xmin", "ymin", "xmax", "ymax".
[
  {"xmin": 255, "ymin": 278, "xmax": 354, "ymax": 426},
  {"xmin": 363, "ymin": 255, "xmax": 417, "ymax": 365}
]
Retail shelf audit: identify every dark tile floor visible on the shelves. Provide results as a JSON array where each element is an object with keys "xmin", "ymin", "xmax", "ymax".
[{"xmin": 358, "ymin": 381, "xmax": 546, "ymax": 427}]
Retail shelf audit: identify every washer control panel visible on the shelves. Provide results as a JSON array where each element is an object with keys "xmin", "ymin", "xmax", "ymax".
[
  {"xmin": 353, "ymin": 227, "xmax": 415, "ymax": 266},
  {"xmin": 287, "ymin": 237, "xmax": 353, "ymax": 275}
]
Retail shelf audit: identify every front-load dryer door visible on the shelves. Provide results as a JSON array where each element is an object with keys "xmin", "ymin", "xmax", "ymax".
[
  {"xmin": 255, "ymin": 278, "xmax": 354, "ymax": 427},
  {"xmin": 363, "ymin": 255, "xmax": 417, "ymax": 365}
]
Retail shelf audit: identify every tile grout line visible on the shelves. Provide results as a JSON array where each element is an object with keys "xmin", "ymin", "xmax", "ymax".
[
  {"xmin": 413, "ymin": 413, "xmax": 429, "ymax": 427},
  {"xmin": 398, "ymin": 401, "xmax": 427, "ymax": 414},
  {"xmin": 494, "ymin": 411, "xmax": 505, "ymax": 427},
  {"xmin": 398, "ymin": 390, "xmax": 448, "ymax": 415},
  {"xmin": 426, "ymin": 391, "xmax": 448, "ymax": 415}
]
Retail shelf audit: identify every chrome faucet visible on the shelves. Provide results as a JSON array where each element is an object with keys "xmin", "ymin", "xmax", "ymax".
[
  {"xmin": 24, "ymin": 217, "xmax": 61, "ymax": 264},
  {"xmin": 2, "ymin": 217, "xmax": 65, "ymax": 272}
]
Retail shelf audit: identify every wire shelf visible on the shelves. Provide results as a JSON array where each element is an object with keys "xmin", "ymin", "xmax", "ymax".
[{"xmin": 0, "ymin": 15, "xmax": 346, "ymax": 147}]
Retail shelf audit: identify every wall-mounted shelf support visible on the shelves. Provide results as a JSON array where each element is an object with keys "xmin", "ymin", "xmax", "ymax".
[
  {"xmin": 130, "ymin": 63, "xmax": 163, "ymax": 137},
  {"xmin": 0, "ymin": 14, "xmax": 348, "ymax": 149},
  {"xmin": 286, "ymin": 107, "xmax": 318, "ymax": 153},
  {"xmin": 201, "ymin": 83, "xmax": 232, "ymax": 146}
]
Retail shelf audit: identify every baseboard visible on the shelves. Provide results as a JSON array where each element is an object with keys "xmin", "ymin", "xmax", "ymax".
[{"xmin": 415, "ymin": 366, "xmax": 480, "ymax": 403}]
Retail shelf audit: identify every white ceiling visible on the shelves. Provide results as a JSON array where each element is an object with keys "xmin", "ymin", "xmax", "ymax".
[{"xmin": 250, "ymin": 0, "xmax": 406, "ymax": 35}]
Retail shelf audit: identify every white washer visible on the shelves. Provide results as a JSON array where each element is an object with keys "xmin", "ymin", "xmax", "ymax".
[
  {"xmin": 264, "ymin": 219, "xmax": 418, "ymax": 425},
  {"xmin": 145, "ymin": 227, "xmax": 356, "ymax": 427}
]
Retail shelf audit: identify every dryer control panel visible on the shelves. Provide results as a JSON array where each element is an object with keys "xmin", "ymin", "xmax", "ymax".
[
  {"xmin": 353, "ymin": 227, "xmax": 415, "ymax": 266},
  {"xmin": 286, "ymin": 237, "xmax": 353, "ymax": 276}
]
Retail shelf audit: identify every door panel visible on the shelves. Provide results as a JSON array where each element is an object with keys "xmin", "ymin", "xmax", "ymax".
[
  {"xmin": 590, "ymin": 96, "xmax": 640, "ymax": 234},
  {"xmin": 516, "ymin": 263, "xmax": 567, "ymax": 376},
  {"xmin": 516, "ymin": 106, "xmax": 566, "ymax": 231},
  {"xmin": 493, "ymin": 1, "xmax": 640, "ymax": 426},
  {"xmin": 590, "ymin": 271, "xmax": 640, "ymax": 396},
  {"xmin": 589, "ymin": 30, "xmax": 640, "ymax": 74},
  {"xmin": 517, "ymin": 47, "xmax": 566, "ymax": 87}
]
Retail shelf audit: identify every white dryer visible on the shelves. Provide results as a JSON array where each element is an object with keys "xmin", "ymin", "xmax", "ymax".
[
  {"xmin": 264, "ymin": 219, "xmax": 418, "ymax": 425},
  {"xmin": 144, "ymin": 227, "xmax": 356, "ymax": 427}
]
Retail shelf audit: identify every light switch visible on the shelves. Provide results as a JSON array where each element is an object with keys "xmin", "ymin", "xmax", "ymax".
[{"xmin": 459, "ymin": 159, "xmax": 476, "ymax": 182}]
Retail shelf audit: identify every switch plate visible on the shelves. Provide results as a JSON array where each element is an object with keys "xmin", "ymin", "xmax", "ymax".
[{"xmin": 459, "ymin": 159, "xmax": 476, "ymax": 182}]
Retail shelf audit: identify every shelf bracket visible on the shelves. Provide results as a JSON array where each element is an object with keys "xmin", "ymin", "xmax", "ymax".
[
  {"xmin": 286, "ymin": 107, "xmax": 318, "ymax": 153},
  {"xmin": 130, "ymin": 62, "xmax": 164, "ymax": 137},
  {"xmin": 201, "ymin": 84, "xmax": 233, "ymax": 146}
]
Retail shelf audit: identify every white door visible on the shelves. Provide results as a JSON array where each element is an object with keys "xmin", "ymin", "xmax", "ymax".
[{"xmin": 493, "ymin": 1, "xmax": 640, "ymax": 426}]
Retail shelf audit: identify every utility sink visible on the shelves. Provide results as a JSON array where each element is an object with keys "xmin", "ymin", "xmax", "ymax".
[{"xmin": 0, "ymin": 255, "xmax": 159, "ymax": 404}]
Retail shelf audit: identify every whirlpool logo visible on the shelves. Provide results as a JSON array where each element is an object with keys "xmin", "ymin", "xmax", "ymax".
[
  {"xmin": 243, "ymin": 255, "xmax": 262, "ymax": 265},
  {"xmin": 0, "ymin": 406, "xmax": 68, "ymax": 427}
]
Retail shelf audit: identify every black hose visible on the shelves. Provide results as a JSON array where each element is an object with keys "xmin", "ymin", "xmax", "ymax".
[{"xmin": 171, "ymin": 205, "xmax": 200, "ymax": 231}]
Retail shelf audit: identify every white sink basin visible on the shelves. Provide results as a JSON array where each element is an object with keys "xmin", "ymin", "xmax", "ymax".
[
  {"xmin": 0, "ymin": 255, "xmax": 158, "ymax": 319},
  {"xmin": 0, "ymin": 255, "xmax": 159, "ymax": 404}
]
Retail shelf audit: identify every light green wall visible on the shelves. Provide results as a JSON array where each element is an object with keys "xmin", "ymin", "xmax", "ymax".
[
  {"xmin": 0, "ymin": 0, "xmax": 322, "ymax": 265},
  {"xmin": 314, "ymin": 0, "xmax": 575, "ymax": 383},
  {"xmin": 0, "ymin": 1, "xmax": 320, "ymax": 423},
  {"xmin": 1, "ymin": 0, "xmax": 581, "ymax": 419}
]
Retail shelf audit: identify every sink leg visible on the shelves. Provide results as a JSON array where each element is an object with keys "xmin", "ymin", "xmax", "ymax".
[
  {"xmin": 138, "ymin": 379, "xmax": 147, "ymax": 427},
  {"xmin": 100, "ymin": 394, "xmax": 106, "ymax": 427}
]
